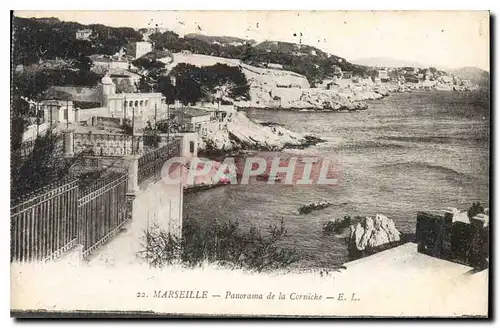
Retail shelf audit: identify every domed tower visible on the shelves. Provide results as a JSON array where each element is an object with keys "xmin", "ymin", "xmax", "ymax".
[
  {"xmin": 100, "ymin": 71, "xmax": 116, "ymax": 106},
  {"xmin": 101, "ymin": 71, "xmax": 116, "ymax": 95}
]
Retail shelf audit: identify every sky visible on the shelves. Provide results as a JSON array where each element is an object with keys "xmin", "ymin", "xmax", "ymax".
[{"xmin": 14, "ymin": 10, "xmax": 490, "ymax": 71}]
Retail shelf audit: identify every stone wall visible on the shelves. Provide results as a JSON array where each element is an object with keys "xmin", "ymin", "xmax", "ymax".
[{"xmin": 73, "ymin": 133, "xmax": 144, "ymax": 156}]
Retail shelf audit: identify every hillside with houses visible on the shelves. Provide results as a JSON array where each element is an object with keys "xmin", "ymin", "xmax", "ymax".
[
  {"xmin": 11, "ymin": 15, "xmax": 485, "ymax": 156},
  {"xmin": 12, "ymin": 16, "xmax": 483, "ymax": 109}
]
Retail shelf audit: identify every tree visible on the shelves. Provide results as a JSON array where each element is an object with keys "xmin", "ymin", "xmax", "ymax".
[
  {"xmin": 175, "ymin": 77, "xmax": 203, "ymax": 105},
  {"xmin": 137, "ymin": 76, "xmax": 152, "ymax": 93},
  {"xmin": 132, "ymin": 57, "xmax": 166, "ymax": 71},
  {"xmin": 169, "ymin": 63, "xmax": 203, "ymax": 105},
  {"xmin": 116, "ymin": 79, "xmax": 135, "ymax": 93},
  {"xmin": 150, "ymin": 31, "xmax": 180, "ymax": 50},
  {"xmin": 167, "ymin": 63, "xmax": 250, "ymax": 104},
  {"xmin": 10, "ymin": 96, "xmax": 31, "ymax": 152},
  {"xmin": 201, "ymin": 64, "xmax": 250, "ymax": 100},
  {"xmin": 11, "ymin": 73, "xmax": 50, "ymax": 152},
  {"xmin": 157, "ymin": 76, "xmax": 176, "ymax": 104},
  {"xmin": 11, "ymin": 130, "xmax": 65, "ymax": 200},
  {"xmin": 12, "ymin": 16, "xmax": 143, "ymax": 65}
]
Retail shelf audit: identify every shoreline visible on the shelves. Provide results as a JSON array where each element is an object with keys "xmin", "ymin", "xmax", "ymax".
[
  {"xmin": 199, "ymin": 134, "xmax": 326, "ymax": 159},
  {"xmin": 235, "ymin": 88, "xmax": 479, "ymax": 112}
]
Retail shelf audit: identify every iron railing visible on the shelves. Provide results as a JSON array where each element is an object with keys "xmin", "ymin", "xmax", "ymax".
[
  {"xmin": 10, "ymin": 179, "xmax": 79, "ymax": 262},
  {"xmin": 138, "ymin": 137, "xmax": 181, "ymax": 185},
  {"xmin": 78, "ymin": 173, "xmax": 128, "ymax": 258},
  {"xmin": 11, "ymin": 172, "xmax": 130, "ymax": 262}
]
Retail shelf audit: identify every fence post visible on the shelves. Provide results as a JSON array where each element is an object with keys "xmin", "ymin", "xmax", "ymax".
[
  {"xmin": 179, "ymin": 132, "xmax": 198, "ymax": 160},
  {"xmin": 125, "ymin": 155, "xmax": 139, "ymax": 225},
  {"xmin": 64, "ymin": 129, "xmax": 75, "ymax": 158},
  {"xmin": 137, "ymin": 134, "xmax": 144, "ymax": 154},
  {"xmin": 74, "ymin": 108, "xmax": 80, "ymax": 123},
  {"xmin": 126, "ymin": 155, "xmax": 140, "ymax": 195}
]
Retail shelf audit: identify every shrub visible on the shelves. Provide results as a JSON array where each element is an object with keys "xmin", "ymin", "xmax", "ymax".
[
  {"xmin": 467, "ymin": 202, "xmax": 485, "ymax": 219},
  {"xmin": 138, "ymin": 218, "xmax": 299, "ymax": 272},
  {"xmin": 122, "ymin": 118, "xmax": 133, "ymax": 135}
]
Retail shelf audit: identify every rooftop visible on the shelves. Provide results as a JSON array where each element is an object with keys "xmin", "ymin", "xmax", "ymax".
[
  {"xmin": 109, "ymin": 69, "xmax": 141, "ymax": 78},
  {"xmin": 180, "ymin": 107, "xmax": 211, "ymax": 118},
  {"xmin": 107, "ymin": 92, "xmax": 164, "ymax": 100}
]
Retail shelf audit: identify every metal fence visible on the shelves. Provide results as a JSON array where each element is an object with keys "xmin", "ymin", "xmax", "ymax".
[
  {"xmin": 11, "ymin": 173, "xmax": 129, "ymax": 262},
  {"xmin": 138, "ymin": 137, "xmax": 181, "ymax": 185},
  {"xmin": 10, "ymin": 179, "xmax": 79, "ymax": 262},
  {"xmin": 11, "ymin": 135, "xmax": 184, "ymax": 262},
  {"xmin": 78, "ymin": 173, "xmax": 128, "ymax": 258}
]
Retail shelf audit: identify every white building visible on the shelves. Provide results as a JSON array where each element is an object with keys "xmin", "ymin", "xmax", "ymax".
[
  {"xmin": 173, "ymin": 108, "xmax": 212, "ymax": 133},
  {"xmin": 76, "ymin": 29, "xmax": 92, "ymax": 41},
  {"xmin": 110, "ymin": 70, "xmax": 142, "ymax": 92},
  {"xmin": 40, "ymin": 100, "xmax": 75, "ymax": 124},
  {"xmin": 378, "ymin": 69, "xmax": 389, "ymax": 80},
  {"xmin": 131, "ymin": 41, "xmax": 153, "ymax": 59},
  {"xmin": 100, "ymin": 73, "xmax": 166, "ymax": 119}
]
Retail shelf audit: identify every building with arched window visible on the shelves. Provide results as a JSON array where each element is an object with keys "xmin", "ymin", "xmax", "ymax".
[{"xmin": 99, "ymin": 72, "xmax": 166, "ymax": 119}]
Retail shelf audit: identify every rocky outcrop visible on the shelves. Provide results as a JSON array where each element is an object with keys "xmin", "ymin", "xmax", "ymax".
[
  {"xmin": 198, "ymin": 111, "xmax": 324, "ymax": 152},
  {"xmin": 348, "ymin": 214, "xmax": 401, "ymax": 252},
  {"xmin": 237, "ymin": 87, "xmax": 371, "ymax": 111}
]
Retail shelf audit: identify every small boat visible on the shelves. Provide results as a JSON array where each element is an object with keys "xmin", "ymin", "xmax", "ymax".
[
  {"xmin": 298, "ymin": 201, "xmax": 333, "ymax": 215},
  {"xmin": 256, "ymin": 174, "xmax": 282, "ymax": 182}
]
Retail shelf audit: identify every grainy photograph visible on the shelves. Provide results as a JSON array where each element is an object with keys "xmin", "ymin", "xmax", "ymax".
[{"xmin": 10, "ymin": 10, "xmax": 490, "ymax": 318}]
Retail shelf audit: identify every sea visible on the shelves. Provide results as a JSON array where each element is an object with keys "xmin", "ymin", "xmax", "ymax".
[{"xmin": 183, "ymin": 90, "xmax": 490, "ymax": 269}]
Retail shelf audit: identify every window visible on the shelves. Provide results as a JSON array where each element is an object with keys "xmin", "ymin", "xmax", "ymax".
[
  {"xmin": 145, "ymin": 100, "xmax": 148, "ymax": 107},
  {"xmin": 134, "ymin": 100, "xmax": 139, "ymax": 107},
  {"xmin": 189, "ymin": 141, "xmax": 195, "ymax": 153},
  {"xmin": 129, "ymin": 101, "xmax": 133, "ymax": 107},
  {"xmin": 140, "ymin": 100, "xmax": 144, "ymax": 107}
]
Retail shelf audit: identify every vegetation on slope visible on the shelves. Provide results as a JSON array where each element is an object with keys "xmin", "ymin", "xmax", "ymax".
[
  {"xmin": 12, "ymin": 16, "xmax": 143, "ymax": 65},
  {"xmin": 138, "ymin": 218, "xmax": 299, "ymax": 272}
]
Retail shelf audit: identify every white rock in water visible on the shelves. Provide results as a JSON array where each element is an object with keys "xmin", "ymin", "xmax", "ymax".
[{"xmin": 349, "ymin": 214, "xmax": 401, "ymax": 251}]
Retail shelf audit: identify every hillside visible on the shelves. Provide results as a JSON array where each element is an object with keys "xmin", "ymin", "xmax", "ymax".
[
  {"xmin": 12, "ymin": 15, "xmax": 373, "ymax": 84},
  {"xmin": 450, "ymin": 67, "xmax": 489, "ymax": 87},
  {"xmin": 12, "ymin": 16, "xmax": 143, "ymax": 66},
  {"xmin": 162, "ymin": 52, "xmax": 310, "ymax": 103},
  {"xmin": 250, "ymin": 40, "xmax": 364, "ymax": 82},
  {"xmin": 184, "ymin": 33, "xmax": 256, "ymax": 46},
  {"xmin": 253, "ymin": 40, "xmax": 337, "ymax": 61},
  {"xmin": 145, "ymin": 29, "xmax": 368, "ymax": 83},
  {"xmin": 351, "ymin": 57, "xmax": 429, "ymax": 68}
]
